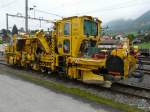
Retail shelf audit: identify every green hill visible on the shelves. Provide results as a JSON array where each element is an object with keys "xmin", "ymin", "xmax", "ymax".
[{"xmin": 106, "ymin": 10, "xmax": 150, "ymax": 32}]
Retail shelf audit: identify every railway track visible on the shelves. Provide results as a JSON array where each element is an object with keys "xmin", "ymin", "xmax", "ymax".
[
  {"xmin": 138, "ymin": 56, "xmax": 150, "ymax": 65},
  {"xmin": 137, "ymin": 60, "xmax": 150, "ymax": 65},
  {"xmin": 111, "ymin": 82, "xmax": 150, "ymax": 100},
  {"xmin": 0, "ymin": 61, "xmax": 8, "ymax": 66},
  {"xmin": 140, "ymin": 61, "xmax": 150, "ymax": 65},
  {"xmin": 136, "ymin": 56, "xmax": 150, "ymax": 74},
  {"xmin": 0, "ymin": 61, "xmax": 149, "ymax": 101},
  {"xmin": 138, "ymin": 56, "xmax": 150, "ymax": 60},
  {"xmin": 84, "ymin": 82, "xmax": 150, "ymax": 100},
  {"xmin": 136, "ymin": 69, "xmax": 150, "ymax": 75},
  {"xmin": 142, "ymin": 61, "xmax": 150, "ymax": 65},
  {"xmin": 79, "ymin": 81, "xmax": 150, "ymax": 101}
]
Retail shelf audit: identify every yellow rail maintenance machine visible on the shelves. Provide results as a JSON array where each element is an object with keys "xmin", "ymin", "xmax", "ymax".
[{"xmin": 5, "ymin": 16, "xmax": 140, "ymax": 86}]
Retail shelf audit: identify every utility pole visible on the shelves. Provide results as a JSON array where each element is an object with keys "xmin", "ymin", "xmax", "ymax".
[
  {"xmin": 39, "ymin": 20, "xmax": 41, "ymax": 28},
  {"xmin": 33, "ymin": 5, "xmax": 36, "ymax": 18},
  {"xmin": 25, "ymin": 0, "xmax": 28, "ymax": 33},
  {"xmin": 6, "ymin": 13, "xmax": 9, "ymax": 31},
  {"xmin": 39, "ymin": 17, "xmax": 43, "ymax": 28}
]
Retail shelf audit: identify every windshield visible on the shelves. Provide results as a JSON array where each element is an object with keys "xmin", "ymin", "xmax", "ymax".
[
  {"xmin": 84, "ymin": 20, "xmax": 98, "ymax": 36},
  {"xmin": 79, "ymin": 40, "xmax": 98, "ymax": 57}
]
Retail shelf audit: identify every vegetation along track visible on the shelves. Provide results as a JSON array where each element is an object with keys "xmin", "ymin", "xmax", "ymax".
[{"xmin": 0, "ymin": 61, "xmax": 149, "ymax": 102}]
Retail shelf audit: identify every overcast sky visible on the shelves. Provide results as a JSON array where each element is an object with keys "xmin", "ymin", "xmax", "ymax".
[{"xmin": 0, "ymin": 0, "xmax": 150, "ymax": 30}]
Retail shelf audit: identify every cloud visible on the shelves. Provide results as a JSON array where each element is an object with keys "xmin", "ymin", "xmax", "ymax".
[{"xmin": 0, "ymin": 0, "xmax": 150, "ymax": 29}]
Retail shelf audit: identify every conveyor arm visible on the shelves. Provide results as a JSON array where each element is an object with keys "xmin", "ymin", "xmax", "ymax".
[{"xmin": 35, "ymin": 31, "xmax": 50, "ymax": 53}]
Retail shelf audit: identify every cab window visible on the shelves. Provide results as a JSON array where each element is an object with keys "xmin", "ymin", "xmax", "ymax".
[
  {"xmin": 63, "ymin": 39, "xmax": 70, "ymax": 53},
  {"xmin": 64, "ymin": 22, "xmax": 70, "ymax": 35},
  {"xmin": 84, "ymin": 20, "xmax": 98, "ymax": 36}
]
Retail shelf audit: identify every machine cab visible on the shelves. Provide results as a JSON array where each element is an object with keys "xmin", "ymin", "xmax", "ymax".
[{"xmin": 55, "ymin": 16, "xmax": 102, "ymax": 57}]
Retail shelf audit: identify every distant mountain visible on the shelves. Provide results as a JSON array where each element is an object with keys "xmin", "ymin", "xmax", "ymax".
[{"xmin": 106, "ymin": 10, "xmax": 150, "ymax": 32}]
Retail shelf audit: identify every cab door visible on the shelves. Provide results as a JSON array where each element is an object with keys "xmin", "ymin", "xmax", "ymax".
[{"xmin": 57, "ymin": 20, "xmax": 71, "ymax": 55}]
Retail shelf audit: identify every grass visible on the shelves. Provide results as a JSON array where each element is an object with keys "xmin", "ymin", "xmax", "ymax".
[
  {"xmin": 137, "ymin": 42, "xmax": 150, "ymax": 49},
  {"xmin": 0, "ymin": 39, "xmax": 2, "ymax": 44},
  {"xmin": 3, "ymin": 67, "xmax": 144, "ymax": 112},
  {"xmin": 126, "ymin": 32, "xmax": 138, "ymax": 37}
]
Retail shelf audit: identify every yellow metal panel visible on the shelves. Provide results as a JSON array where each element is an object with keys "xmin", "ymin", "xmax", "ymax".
[{"xmin": 82, "ymin": 71, "xmax": 104, "ymax": 84}]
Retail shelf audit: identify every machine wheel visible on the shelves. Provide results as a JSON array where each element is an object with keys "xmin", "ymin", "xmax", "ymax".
[{"xmin": 106, "ymin": 55, "xmax": 124, "ymax": 75}]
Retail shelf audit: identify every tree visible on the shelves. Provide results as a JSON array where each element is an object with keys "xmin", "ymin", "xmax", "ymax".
[
  {"xmin": 127, "ymin": 34, "xmax": 135, "ymax": 42},
  {"xmin": 19, "ymin": 27, "xmax": 25, "ymax": 32},
  {"xmin": 12, "ymin": 24, "xmax": 18, "ymax": 35},
  {"xmin": 1, "ymin": 29, "xmax": 8, "ymax": 42}
]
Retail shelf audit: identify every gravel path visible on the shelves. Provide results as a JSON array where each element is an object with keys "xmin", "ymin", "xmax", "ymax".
[{"xmin": 0, "ymin": 70, "xmax": 120, "ymax": 112}]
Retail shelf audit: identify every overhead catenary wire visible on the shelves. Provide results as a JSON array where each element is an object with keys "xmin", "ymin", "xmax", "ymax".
[
  {"xmin": 6, "ymin": 13, "xmax": 54, "ymax": 30},
  {"xmin": 35, "ymin": 9, "xmax": 63, "ymax": 18},
  {"xmin": 7, "ymin": 13, "xmax": 55, "ymax": 23}
]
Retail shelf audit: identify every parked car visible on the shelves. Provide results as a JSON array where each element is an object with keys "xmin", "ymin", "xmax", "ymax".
[{"xmin": 132, "ymin": 38, "xmax": 142, "ymax": 44}]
